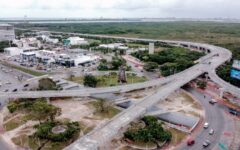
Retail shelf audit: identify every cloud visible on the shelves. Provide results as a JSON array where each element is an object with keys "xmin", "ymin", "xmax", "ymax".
[{"xmin": 0, "ymin": 0, "xmax": 239, "ymax": 18}]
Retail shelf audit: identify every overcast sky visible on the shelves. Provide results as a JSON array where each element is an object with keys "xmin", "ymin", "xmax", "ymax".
[{"xmin": 0, "ymin": 0, "xmax": 239, "ymax": 18}]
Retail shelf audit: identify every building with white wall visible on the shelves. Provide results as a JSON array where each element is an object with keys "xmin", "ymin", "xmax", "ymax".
[
  {"xmin": 13, "ymin": 37, "xmax": 42, "ymax": 48},
  {"xmin": 64, "ymin": 37, "xmax": 88, "ymax": 46},
  {"xmin": 41, "ymin": 35, "xmax": 59, "ymax": 44},
  {"xmin": 99, "ymin": 43, "xmax": 128, "ymax": 50},
  {"xmin": 4, "ymin": 47, "xmax": 22, "ymax": 56},
  {"xmin": 0, "ymin": 24, "xmax": 15, "ymax": 41}
]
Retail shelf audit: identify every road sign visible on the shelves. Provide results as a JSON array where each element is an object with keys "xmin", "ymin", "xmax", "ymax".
[{"xmin": 218, "ymin": 142, "xmax": 228, "ymax": 150}]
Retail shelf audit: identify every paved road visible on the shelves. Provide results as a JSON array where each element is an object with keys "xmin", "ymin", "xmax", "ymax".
[
  {"xmin": 0, "ymin": 137, "xmax": 12, "ymax": 150},
  {"xmin": 62, "ymin": 42, "xmax": 232, "ymax": 149},
  {"xmin": 65, "ymin": 63, "xmax": 206, "ymax": 150},
  {"xmin": 179, "ymin": 87, "xmax": 227, "ymax": 150}
]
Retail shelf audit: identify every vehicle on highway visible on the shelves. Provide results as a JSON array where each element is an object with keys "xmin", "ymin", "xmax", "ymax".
[
  {"xmin": 4, "ymin": 89, "xmax": 8, "ymax": 92},
  {"xmin": 203, "ymin": 140, "xmax": 211, "ymax": 148},
  {"xmin": 24, "ymin": 84, "xmax": 29, "ymax": 87},
  {"xmin": 5, "ymin": 82, "xmax": 11, "ymax": 85},
  {"xmin": 228, "ymin": 108, "xmax": 239, "ymax": 116},
  {"xmin": 209, "ymin": 129, "xmax": 214, "ymax": 135},
  {"xmin": 204, "ymin": 122, "xmax": 209, "ymax": 129},
  {"xmin": 187, "ymin": 138, "xmax": 195, "ymax": 146},
  {"xmin": 12, "ymin": 89, "xmax": 17, "ymax": 92},
  {"xmin": 209, "ymin": 99, "xmax": 217, "ymax": 105}
]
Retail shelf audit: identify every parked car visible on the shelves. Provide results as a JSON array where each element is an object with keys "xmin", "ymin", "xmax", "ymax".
[
  {"xmin": 209, "ymin": 99, "xmax": 217, "ymax": 105},
  {"xmin": 209, "ymin": 129, "xmax": 214, "ymax": 135},
  {"xmin": 203, "ymin": 140, "xmax": 211, "ymax": 148},
  {"xmin": 204, "ymin": 122, "xmax": 209, "ymax": 129}
]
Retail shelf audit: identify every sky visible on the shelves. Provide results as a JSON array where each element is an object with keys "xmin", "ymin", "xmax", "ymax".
[{"xmin": 0, "ymin": 0, "xmax": 239, "ymax": 19}]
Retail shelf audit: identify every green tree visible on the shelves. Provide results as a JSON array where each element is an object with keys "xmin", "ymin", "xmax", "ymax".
[
  {"xmin": 83, "ymin": 75, "xmax": 98, "ymax": 87},
  {"xmin": 0, "ymin": 41, "xmax": 10, "ymax": 52},
  {"xmin": 197, "ymin": 80, "xmax": 207, "ymax": 89},
  {"xmin": 32, "ymin": 100, "xmax": 61, "ymax": 122},
  {"xmin": 124, "ymin": 116, "xmax": 172, "ymax": 144},
  {"xmin": 144, "ymin": 62, "xmax": 158, "ymax": 72}
]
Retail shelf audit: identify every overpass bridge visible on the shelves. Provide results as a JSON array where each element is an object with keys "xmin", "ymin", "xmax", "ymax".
[
  {"xmin": 64, "ymin": 63, "xmax": 207, "ymax": 150},
  {"xmin": 62, "ymin": 42, "xmax": 232, "ymax": 150}
]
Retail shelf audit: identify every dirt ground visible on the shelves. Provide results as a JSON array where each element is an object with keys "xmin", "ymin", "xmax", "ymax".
[
  {"xmin": 159, "ymin": 90, "xmax": 204, "ymax": 117},
  {"xmin": 0, "ymin": 98, "xmax": 110, "ymax": 149},
  {"xmin": 51, "ymin": 98, "xmax": 108, "ymax": 128}
]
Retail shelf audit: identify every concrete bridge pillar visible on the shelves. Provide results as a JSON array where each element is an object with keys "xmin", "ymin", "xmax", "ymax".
[
  {"xmin": 219, "ymin": 88, "xmax": 225, "ymax": 98},
  {"xmin": 46, "ymin": 97, "xmax": 50, "ymax": 104},
  {"xmin": 205, "ymin": 73, "xmax": 209, "ymax": 81},
  {"xmin": 149, "ymin": 43, "xmax": 155, "ymax": 54}
]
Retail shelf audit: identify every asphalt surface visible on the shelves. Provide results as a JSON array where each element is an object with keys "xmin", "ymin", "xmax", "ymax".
[
  {"xmin": 180, "ymin": 87, "xmax": 227, "ymax": 150},
  {"xmin": 0, "ymin": 138, "xmax": 11, "ymax": 150}
]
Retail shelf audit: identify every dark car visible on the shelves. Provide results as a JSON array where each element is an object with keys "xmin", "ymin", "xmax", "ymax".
[
  {"xmin": 229, "ymin": 109, "xmax": 238, "ymax": 115},
  {"xmin": 12, "ymin": 89, "xmax": 18, "ymax": 92},
  {"xmin": 24, "ymin": 84, "xmax": 29, "ymax": 87}
]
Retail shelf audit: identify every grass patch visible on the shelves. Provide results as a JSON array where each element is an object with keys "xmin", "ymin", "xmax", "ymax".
[
  {"xmin": 13, "ymin": 135, "xmax": 72, "ymax": 150},
  {"xmin": 68, "ymin": 74, "xmax": 147, "ymax": 87},
  {"xmin": 0, "ymin": 61, "xmax": 46, "ymax": 76},
  {"xmin": 131, "ymin": 141, "xmax": 157, "ymax": 148},
  {"xmin": 4, "ymin": 115, "xmax": 28, "ymax": 131},
  {"xmin": 12, "ymin": 134, "xmax": 29, "ymax": 148}
]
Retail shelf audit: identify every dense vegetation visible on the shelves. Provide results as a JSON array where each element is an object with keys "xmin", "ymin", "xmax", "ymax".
[
  {"xmin": 124, "ymin": 116, "xmax": 171, "ymax": 145},
  {"xmin": 83, "ymin": 75, "xmax": 98, "ymax": 87},
  {"xmin": 98, "ymin": 56, "xmax": 129, "ymax": 71},
  {"xmin": 0, "ymin": 41, "xmax": 10, "ymax": 52},
  {"xmin": 16, "ymin": 22, "xmax": 240, "ymax": 41},
  {"xmin": 131, "ymin": 47, "xmax": 204, "ymax": 76}
]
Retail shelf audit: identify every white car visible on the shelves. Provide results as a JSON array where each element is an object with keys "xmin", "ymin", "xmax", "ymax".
[
  {"xmin": 209, "ymin": 129, "xmax": 214, "ymax": 135},
  {"xmin": 204, "ymin": 122, "xmax": 209, "ymax": 129}
]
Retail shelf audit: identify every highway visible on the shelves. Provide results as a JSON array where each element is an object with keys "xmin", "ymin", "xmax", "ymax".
[
  {"xmin": 61, "ymin": 41, "xmax": 232, "ymax": 149},
  {"xmin": 65, "ymin": 63, "xmax": 206, "ymax": 150},
  {"xmin": 179, "ymin": 87, "xmax": 227, "ymax": 150},
  {"xmin": 4, "ymin": 29, "xmax": 238, "ymax": 150}
]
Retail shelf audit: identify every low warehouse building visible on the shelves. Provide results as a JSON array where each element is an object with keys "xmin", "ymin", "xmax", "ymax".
[
  {"xmin": 64, "ymin": 37, "xmax": 88, "ymax": 46},
  {"xmin": 4, "ymin": 47, "xmax": 22, "ymax": 56}
]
